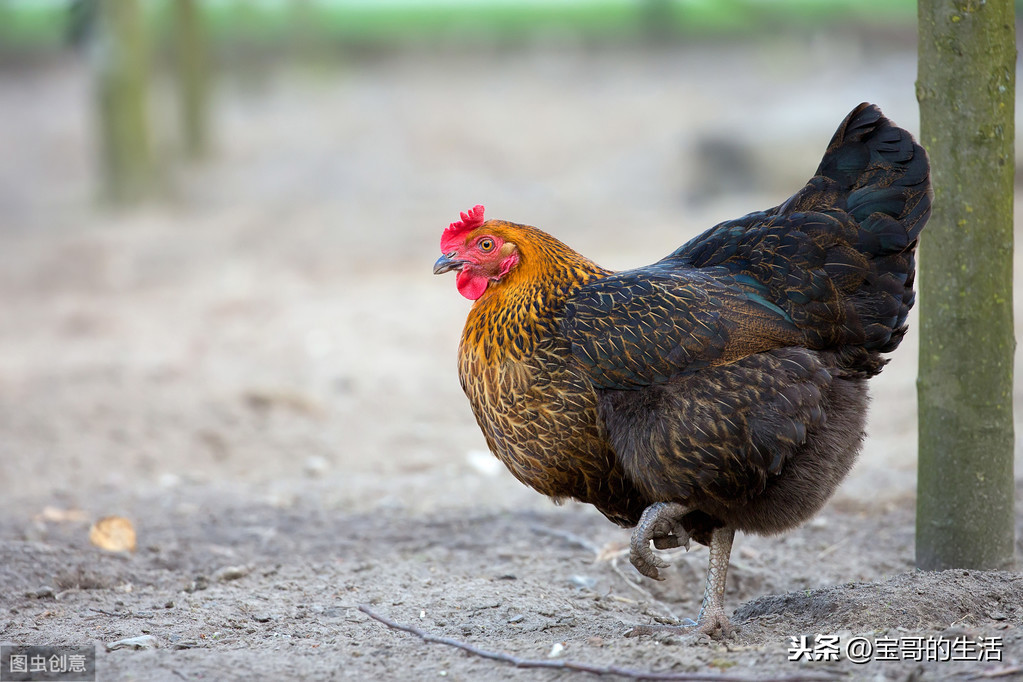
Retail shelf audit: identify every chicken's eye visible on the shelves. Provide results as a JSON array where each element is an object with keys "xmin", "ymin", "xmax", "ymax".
[{"xmin": 478, "ymin": 238, "xmax": 495, "ymax": 252}]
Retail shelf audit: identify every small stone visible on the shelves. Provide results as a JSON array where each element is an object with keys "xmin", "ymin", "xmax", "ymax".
[
  {"xmin": 213, "ymin": 565, "xmax": 251, "ymax": 582},
  {"xmin": 107, "ymin": 635, "xmax": 158, "ymax": 651},
  {"xmin": 465, "ymin": 450, "xmax": 502, "ymax": 477},
  {"xmin": 568, "ymin": 575, "xmax": 596, "ymax": 590},
  {"xmin": 548, "ymin": 642, "xmax": 566, "ymax": 658},
  {"xmin": 988, "ymin": 611, "xmax": 1007, "ymax": 621},
  {"xmin": 507, "ymin": 614, "xmax": 525, "ymax": 624},
  {"xmin": 158, "ymin": 473, "xmax": 181, "ymax": 489},
  {"xmin": 738, "ymin": 546, "xmax": 760, "ymax": 560},
  {"xmin": 252, "ymin": 613, "xmax": 273, "ymax": 623},
  {"xmin": 28, "ymin": 586, "xmax": 54, "ymax": 599},
  {"xmin": 183, "ymin": 576, "xmax": 209, "ymax": 593},
  {"xmin": 303, "ymin": 456, "xmax": 330, "ymax": 478}
]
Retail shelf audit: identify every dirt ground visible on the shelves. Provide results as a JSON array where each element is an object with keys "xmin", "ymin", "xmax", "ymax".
[{"xmin": 1, "ymin": 37, "xmax": 1022, "ymax": 681}]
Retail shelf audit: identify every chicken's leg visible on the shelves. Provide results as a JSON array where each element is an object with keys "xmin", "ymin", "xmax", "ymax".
[
  {"xmin": 693, "ymin": 526, "xmax": 736, "ymax": 638},
  {"xmin": 627, "ymin": 524, "xmax": 737, "ymax": 639},
  {"xmin": 629, "ymin": 502, "xmax": 692, "ymax": 580}
]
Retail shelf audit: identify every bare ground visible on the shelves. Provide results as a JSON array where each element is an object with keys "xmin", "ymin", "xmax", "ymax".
[{"xmin": 1, "ymin": 40, "xmax": 1022, "ymax": 681}]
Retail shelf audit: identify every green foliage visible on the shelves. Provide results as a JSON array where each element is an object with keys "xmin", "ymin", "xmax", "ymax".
[
  {"xmin": 0, "ymin": 0, "xmax": 919, "ymax": 50},
  {"xmin": 0, "ymin": 2, "xmax": 69, "ymax": 47}
]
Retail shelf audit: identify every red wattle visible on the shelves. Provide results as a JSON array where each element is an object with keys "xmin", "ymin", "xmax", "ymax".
[{"xmin": 456, "ymin": 269, "xmax": 489, "ymax": 300}]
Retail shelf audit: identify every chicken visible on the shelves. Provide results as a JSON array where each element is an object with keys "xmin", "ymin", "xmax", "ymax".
[{"xmin": 433, "ymin": 103, "xmax": 930, "ymax": 638}]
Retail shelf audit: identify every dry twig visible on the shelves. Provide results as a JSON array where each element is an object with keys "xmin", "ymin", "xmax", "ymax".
[
  {"xmin": 359, "ymin": 605, "xmax": 838, "ymax": 682},
  {"xmin": 88, "ymin": 608, "xmax": 124, "ymax": 617},
  {"xmin": 969, "ymin": 666, "xmax": 1023, "ymax": 680}
]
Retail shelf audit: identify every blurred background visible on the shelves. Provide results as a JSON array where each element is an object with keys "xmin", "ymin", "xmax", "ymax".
[{"xmin": 0, "ymin": 0, "xmax": 1018, "ymax": 514}]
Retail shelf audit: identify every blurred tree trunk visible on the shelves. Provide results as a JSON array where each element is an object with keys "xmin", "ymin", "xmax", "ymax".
[
  {"xmin": 916, "ymin": 0, "xmax": 1016, "ymax": 570},
  {"xmin": 641, "ymin": 0, "xmax": 676, "ymax": 43},
  {"xmin": 95, "ymin": 0, "xmax": 153, "ymax": 203},
  {"xmin": 174, "ymin": 0, "xmax": 210, "ymax": 159}
]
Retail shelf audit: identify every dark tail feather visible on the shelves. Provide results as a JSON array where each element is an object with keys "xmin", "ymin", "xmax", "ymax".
[
  {"xmin": 817, "ymin": 103, "xmax": 931, "ymax": 353},
  {"xmin": 673, "ymin": 103, "xmax": 932, "ymax": 356},
  {"xmin": 815, "ymin": 102, "xmax": 931, "ymax": 251}
]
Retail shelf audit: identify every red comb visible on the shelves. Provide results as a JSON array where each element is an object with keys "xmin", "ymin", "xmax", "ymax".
[{"xmin": 441, "ymin": 204, "xmax": 486, "ymax": 252}]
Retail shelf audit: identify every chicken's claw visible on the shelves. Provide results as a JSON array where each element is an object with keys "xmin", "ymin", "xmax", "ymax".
[
  {"xmin": 624, "ymin": 613, "xmax": 735, "ymax": 640},
  {"xmin": 629, "ymin": 502, "xmax": 692, "ymax": 580}
]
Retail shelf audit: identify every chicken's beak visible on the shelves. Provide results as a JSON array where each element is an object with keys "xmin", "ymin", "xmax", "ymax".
[{"xmin": 433, "ymin": 252, "xmax": 465, "ymax": 275}]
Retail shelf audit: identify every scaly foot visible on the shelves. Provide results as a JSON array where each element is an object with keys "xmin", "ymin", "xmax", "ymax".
[
  {"xmin": 629, "ymin": 502, "xmax": 692, "ymax": 580},
  {"xmin": 625, "ymin": 611, "xmax": 735, "ymax": 640}
]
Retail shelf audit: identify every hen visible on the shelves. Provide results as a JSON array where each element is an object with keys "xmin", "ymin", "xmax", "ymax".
[{"xmin": 434, "ymin": 103, "xmax": 930, "ymax": 637}]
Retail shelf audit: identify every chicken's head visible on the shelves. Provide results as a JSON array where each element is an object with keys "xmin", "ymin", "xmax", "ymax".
[{"xmin": 433, "ymin": 205, "xmax": 521, "ymax": 300}]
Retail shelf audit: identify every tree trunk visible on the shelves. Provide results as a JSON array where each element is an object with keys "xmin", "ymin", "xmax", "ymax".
[
  {"xmin": 174, "ymin": 0, "xmax": 210, "ymax": 159},
  {"xmin": 641, "ymin": 0, "xmax": 676, "ymax": 43},
  {"xmin": 95, "ymin": 0, "xmax": 152, "ymax": 203},
  {"xmin": 916, "ymin": 0, "xmax": 1016, "ymax": 570}
]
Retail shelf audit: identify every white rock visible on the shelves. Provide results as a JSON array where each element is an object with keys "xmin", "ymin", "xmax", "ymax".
[
  {"xmin": 213, "ymin": 565, "xmax": 252, "ymax": 582},
  {"xmin": 158, "ymin": 473, "xmax": 181, "ymax": 489},
  {"xmin": 107, "ymin": 635, "xmax": 157, "ymax": 651},
  {"xmin": 465, "ymin": 450, "xmax": 502, "ymax": 477},
  {"xmin": 547, "ymin": 642, "xmax": 566, "ymax": 658},
  {"xmin": 305, "ymin": 329, "xmax": 334, "ymax": 358},
  {"xmin": 303, "ymin": 455, "xmax": 330, "ymax": 478}
]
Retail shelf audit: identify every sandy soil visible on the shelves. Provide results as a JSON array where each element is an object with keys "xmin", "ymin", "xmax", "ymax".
[{"xmin": 1, "ymin": 38, "xmax": 1021, "ymax": 681}]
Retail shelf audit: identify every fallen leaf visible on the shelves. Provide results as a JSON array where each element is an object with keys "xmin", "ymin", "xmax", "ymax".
[{"xmin": 89, "ymin": 516, "xmax": 137, "ymax": 553}]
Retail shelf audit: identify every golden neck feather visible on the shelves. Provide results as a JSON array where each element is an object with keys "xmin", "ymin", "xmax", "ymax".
[{"xmin": 461, "ymin": 223, "xmax": 610, "ymax": 363}]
